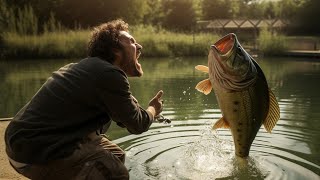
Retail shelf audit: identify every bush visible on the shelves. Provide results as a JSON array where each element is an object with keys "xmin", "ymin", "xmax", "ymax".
[
  {"xmin": 2, "ymin": 31, "xmax": 89, "ymax": 59},
  {"xmin": 2, "ymin": 24, "xmax": 219, "ymax": 59},
  {"xmin": 258, "ymin": 28, "xmax": 288, "ymax": 55}
]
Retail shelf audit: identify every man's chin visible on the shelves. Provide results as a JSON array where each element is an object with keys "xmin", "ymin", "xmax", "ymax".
[{"xmin": 127, "ymin": 68, "xmax": 143, "ymax": 77}]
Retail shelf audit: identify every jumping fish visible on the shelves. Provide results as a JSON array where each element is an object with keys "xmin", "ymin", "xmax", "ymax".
[{"xmin": 195, "ymin": 33, "xmax": 280, "ymax": 157}]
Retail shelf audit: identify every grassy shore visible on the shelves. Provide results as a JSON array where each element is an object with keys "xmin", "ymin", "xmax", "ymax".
[
  {"xmin": 0, "ymin": 26, "xmax": 290, "ymax": 59},
  {"xmin": 1, "ymin": 30, "xmax": 89, "ymax": 59},
  {"xmin": 1, "ymin": 26, "xmax": 219, "ymax": 59}
]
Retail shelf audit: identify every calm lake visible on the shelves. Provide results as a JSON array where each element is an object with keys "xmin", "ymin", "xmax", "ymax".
[{"xmin": 0, "ymin": 56, "xmax": 320, "ymax": 179}]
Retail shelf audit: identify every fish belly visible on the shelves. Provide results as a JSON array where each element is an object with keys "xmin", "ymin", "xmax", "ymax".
[{"xmin": 214, "ymin": 77, "xmax": 269, "ymax": 157}]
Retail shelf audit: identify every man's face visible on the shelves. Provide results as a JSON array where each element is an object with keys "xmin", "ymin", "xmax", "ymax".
[{"xmin": 116, "ymin": 31, "xmax": 143, "ymax": 77}]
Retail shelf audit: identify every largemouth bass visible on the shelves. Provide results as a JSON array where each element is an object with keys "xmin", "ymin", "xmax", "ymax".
[{"xmin": 195, "ymin": 33, "xmax": 280, "ymax": 157}]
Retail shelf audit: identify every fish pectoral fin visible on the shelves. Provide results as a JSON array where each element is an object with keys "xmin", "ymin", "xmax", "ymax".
[
  {"xmin": 195, "ymin": 79, "xmax": 212, "ymax": 95},
  {"xmin": 263, "ymin": 88, "xmax": 280, "ymax": 133},
  {"xmin": 212, "ymin": 117, "xmax": 230, "ymax": 130},
  {"xmin": 195, "ymin": 65, "xmax": 209, "ymax": 73}
]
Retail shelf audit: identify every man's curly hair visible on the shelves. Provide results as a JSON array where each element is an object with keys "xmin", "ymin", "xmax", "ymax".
[{"xmin": 87, "ymin": 19, "xmax": 129, "ymax": 63}]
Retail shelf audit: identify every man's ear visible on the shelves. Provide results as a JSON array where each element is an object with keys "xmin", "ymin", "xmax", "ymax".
[{"xmin": 112, "ymin": 48, "xmax": 122, "ymax": 60}]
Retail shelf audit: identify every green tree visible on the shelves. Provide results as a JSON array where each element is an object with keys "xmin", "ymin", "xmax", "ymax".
[
  {"xmin": 0, "ymin": 0, "xmax": 10, "ymax": 32},
  {"xmin": 143, "ymin": 0, "xmax": 164, "ymax": 25},
  {"xmin": 276, "ymin": 0, "xmax": 302, "ymax": 20},
  {"xmin": 57, "ymin": 0, "xmax": 148, "ymax": 26},
  {"xmin": 54, "ymin": 0, "xmax": 110, "ymax": 28},
  {"xmin": 5, "ymin": 0, "xmax": 148, "ymax": 28},
  {"xmin": 240, "ymin": 1, "xmax": 264, "ymax": 18},
  {"xmin": 125, "ymin": 0, "xmax": 149, "ymax": 24},
  {"xmin": 263, "ymin": 1, "xmax": 277, "ymax": 19},
  {"xmin": 295, "ymin": 0, "xmax": 320, "ymax": 34},
  {"xmin": 161, "ymin": 0, "xmax": 197, "ymax": 31},
  {"xmin": 201, "ymin": 0, "xmax": 232, "ymax": 19},
  {"xmin": 5, "ymin": 0, "xmax": 61, "ymax": 29}
]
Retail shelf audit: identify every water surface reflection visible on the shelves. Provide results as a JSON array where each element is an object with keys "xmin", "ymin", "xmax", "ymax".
[{"xmin": 1, "ymin": 57, "xmax": 320, "ymax": 179}]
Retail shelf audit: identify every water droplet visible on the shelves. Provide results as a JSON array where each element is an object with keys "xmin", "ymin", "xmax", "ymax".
[
  {"xmin": 175, "ymin": 161, "xmax": 181, "ymax": 166},
  {"xmin": 183, "ymin": 91, "xmax": 186, "ymax": 95}
]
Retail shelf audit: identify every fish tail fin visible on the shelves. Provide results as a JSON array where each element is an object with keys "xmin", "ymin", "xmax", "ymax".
[
  {"xmin": 263, "ymin": 88, "xmax": 280, "ymax": 133},
  {"xmin": 213, "ymin": 117, "xmax": 230, "ymax": 130},
  {"xmin": 195, "ymin": 79, "xmax": 212, "ymax": 95},
  {"xmin": 195, "ymin": 65, "xmax": 209, "ymax": 73}
]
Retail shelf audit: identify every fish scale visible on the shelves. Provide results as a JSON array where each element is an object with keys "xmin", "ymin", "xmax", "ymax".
[{"xmin": 195, "ymin": 33, "xmax": 280, "ymax": 157}]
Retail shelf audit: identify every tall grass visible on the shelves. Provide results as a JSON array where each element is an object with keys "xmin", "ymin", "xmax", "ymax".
[
  {"xmin": 257, "ymin": 27, "xmax": 288, "ymax": 55},
  {"xmin": 2, "ymin": 25, "xmax": 220, "ymax": 59},
  {"xmin": 2, "ymin": 31, "xmax": 89, "ymax": 59},
  {"xmin": 2, "ymin": 27, "xmax": 293, "ymax": 59},
  {"xmin": 131, "ymin": 25, "xmax": 219, "ymax": 57},
  {"xmin": 0, "ymin": 0, "xmax": 290, "ymax": 60},
  {"xmin": 0, "ymin": 0, "xmax": 39, "ymax": 35}
]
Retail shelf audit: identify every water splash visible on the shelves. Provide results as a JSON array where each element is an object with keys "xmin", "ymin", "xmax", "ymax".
[
  {"xmin": 122, "ymin": 120, "xmax": 319, "ymax": 180},
  {"xmin": 174, "ymin": 125, "xmax": 235, "ymax": 179}
]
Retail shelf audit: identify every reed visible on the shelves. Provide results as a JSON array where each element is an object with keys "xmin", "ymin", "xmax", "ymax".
[
  {"xmin": 2, "ymin": 25, "xmax": 219, "ymax": 59},
  {"xmin": 131, "ymin": 25, "xmax": 219, "ymax": 57},
  {"xmin": 2, "ymin": 24, "xmax": 291, "ymax": 59},
  {"xmin": 2, "ymin": 31, "xmax": 89, "ymax": 59},
  {"xmin": 257, "ymin": 27, "xmax": 288, "ymax": 55}
]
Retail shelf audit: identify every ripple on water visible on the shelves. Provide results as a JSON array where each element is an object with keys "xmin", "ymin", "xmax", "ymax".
[{"xmin": 114, "ymin": 120, "xmax": 320, "ymax": 180}]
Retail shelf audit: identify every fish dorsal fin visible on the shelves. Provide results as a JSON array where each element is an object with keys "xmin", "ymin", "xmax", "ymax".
[
  {"xmin": 195, "ymin": 79, "xmax": 212, "ymax": 95},
  {"xmin": 195, "ymin": 65, "xmax": 209, "ymax": 73},
  {"xmin": 263, "ymin": 88, "xmax": 280, "ymax": 133},
  {"xmin": 213, "ymin": 117, "xmax": 230, "ymax": 130}
]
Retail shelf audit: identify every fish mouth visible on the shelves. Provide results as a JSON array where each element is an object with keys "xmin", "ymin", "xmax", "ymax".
[
  {"xmin": 210, "ymin": 33, "xmax": 251, "ymax": 77},
  {"xmin": 208, "ymin": 33, "xmax": 257, "ymax": 91},
  {"xmin": 211, "ymin": 33, "xmax": 236, "ymax": 56}
]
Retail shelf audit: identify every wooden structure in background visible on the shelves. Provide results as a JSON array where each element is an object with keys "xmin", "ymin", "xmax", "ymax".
[
  {"xmin": 197, "ymin": 19, "xmax": 288, "ymax": 32},
  {"xmin": 197, "ymin": 19, "xmax": 289, "ymax": 41}
]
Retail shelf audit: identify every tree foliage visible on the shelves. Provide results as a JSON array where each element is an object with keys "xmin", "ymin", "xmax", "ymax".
[
  {"xmin": 0, "ymin": 0, "xmax": 317, "ymax": 34},
  {"xmin": 295, "ymin": 0, "xmax": 320, "ymax": 34},
  {"xmin": 202, "ymin": 0, "xmax": 233, "ymax": 19},
  {"xmin": 161, "ymin": 0, "xmax": 197, "ymax": 31}
]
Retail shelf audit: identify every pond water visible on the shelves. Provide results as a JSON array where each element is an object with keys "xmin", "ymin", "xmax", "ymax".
[{"xmin": 0, "ymin": 56, "xmax": 320, "ymax": 179}]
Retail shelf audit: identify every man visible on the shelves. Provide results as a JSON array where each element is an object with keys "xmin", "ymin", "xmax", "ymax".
[{"xmin": 5, "ymin": 19, "xmax": 164, "ymax": 179}]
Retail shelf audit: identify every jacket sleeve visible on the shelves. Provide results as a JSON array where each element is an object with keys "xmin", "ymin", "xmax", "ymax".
[{"xmin": 97, "ymin": 69, "xmax": 154, "ymax": 134}]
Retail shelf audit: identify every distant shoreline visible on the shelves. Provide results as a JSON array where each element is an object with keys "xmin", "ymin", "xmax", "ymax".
[
  {"xmin": 282, "ymin": 50, "xmax": 320, "ymax": 58},
  {"xmin": 1, "ymin": 28, "xmax": 319, "ymax": 60}
]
